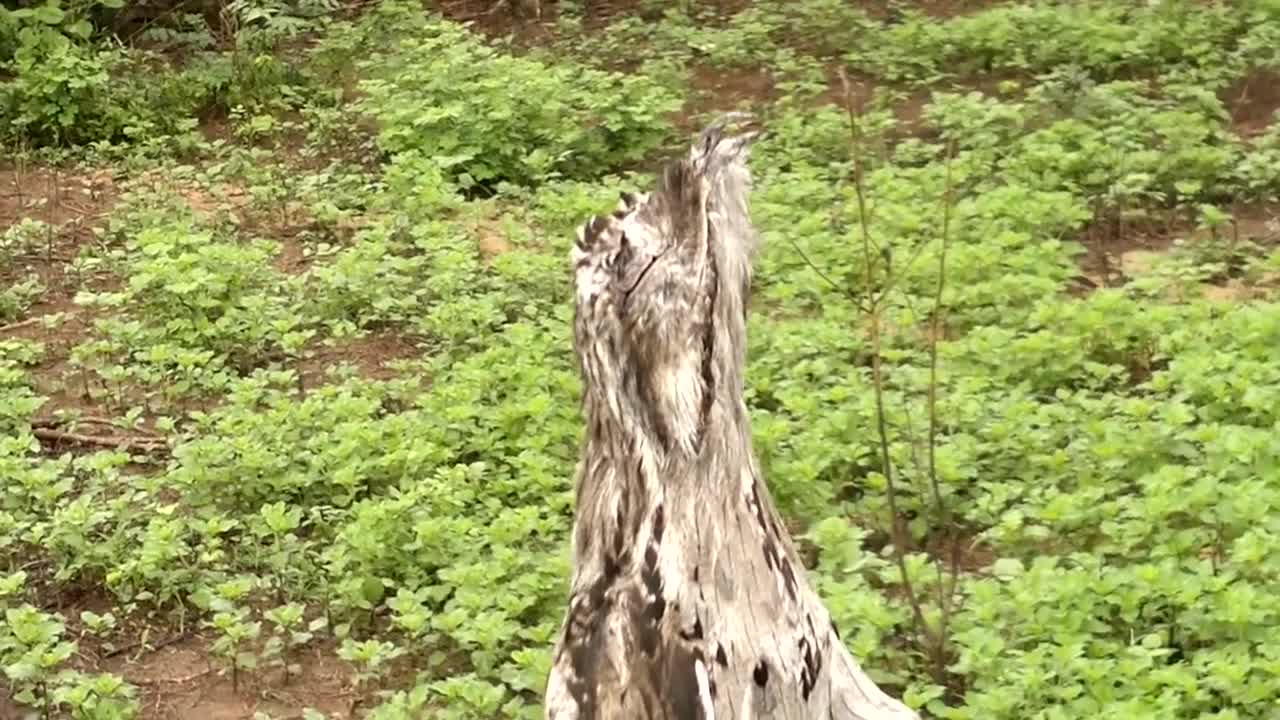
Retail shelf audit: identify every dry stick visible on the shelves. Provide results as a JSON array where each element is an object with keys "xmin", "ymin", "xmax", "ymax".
[
  {"xmin": 868, "ymin": 171, "xmax": 984, "ymax": 311},
  {"xmin": 32, "ymin": 428, "xmax": 167, "ymax": 452},
  {"xmin": 32, "ymin": 416, "xmax": 161, "ymax": 437},
  {"xmin": 104, "ymin": 629, "xmax": 191, "ymax": 659},
  {"xmin": 14, "ymin": 138, "xmax": 27, "ymax": 213},
  {"xmin": 783, "ymin": 234, "xmax": 873, "ymax": 314},
  {"xmin": 926, "ymin": 144, "xmax": 955, "ymax": 523},
  {"xmin": 138, "ymin": 668, "xmax": 214, "ymax": 686},
  {"xmin": 926, "ymin": 141, "xmax": 960, "ymax": 692},
  {"xmin": 15, "ymin": 253, "xmax": 73, "ymax": 263},
  {"xmin": 837, "ymin": 68, "xmax": 934, "ymax": 650},
  {"xmin": 47, "ymin": 166, "xmax": 59, "ymax": 262},
  {"xmin": 873, "ymin": 146, "xmax": 962, "ymax": 689},
  {"xmin": 0, "ymin": 317, "xmax": 42, "ymax": 333}
]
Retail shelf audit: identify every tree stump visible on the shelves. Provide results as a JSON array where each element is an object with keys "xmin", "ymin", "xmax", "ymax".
[{"xmin": 545, "ymin": 114, "xmax": 918, "ymax": 720}]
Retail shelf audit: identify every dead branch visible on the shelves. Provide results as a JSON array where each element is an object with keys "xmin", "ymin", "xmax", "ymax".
[
  {"xmin": 33, "ymin": 416, "xmax": 161, "ymax": 437},
  {"xmin": 0, "ymin": 318, "xmax": 40, "ymax": 333},
  {"xmin": 32, "ymin": 427, "xmax": 168, "ymax": 453}
]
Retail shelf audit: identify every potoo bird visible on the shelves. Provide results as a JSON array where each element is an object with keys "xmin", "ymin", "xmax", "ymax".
[{"xmin": 546, "ymin": 114, "xmax": 917, "ymax": 720}]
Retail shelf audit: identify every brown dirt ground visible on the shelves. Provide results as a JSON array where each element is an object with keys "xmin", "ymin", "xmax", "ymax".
[
  {"xmin": 1072, "ymin": 207, "xmax": 1191, "ymax": 291},
  {"xmin": 1, "ymin": 164, "xmax": 124, "ymax": 428},
  {"xmin": 19, "ymin": 579, "xmax": 425, "ymax": 719},
  {"xmin": 1224, "ymin": 66, "xmax": 1280, "ymax": 139},
  {"xmin": 101, "ymin": 634, "xmax": 355, "ymax": 720},
  {"xmin": 297, "ymin": 330, "xmax": 425, "ymax": 389},
  {"xmin": 1, "ymin": 157, "xmax": 410, "ymax": 408},
  {"xmin": 679, "ymin": 63, "xmax": 937, "ymax": 138},
  {"xmin": 0, "ymin": 164, "xmax": 117, "ymax": 299},
  {"xmin": 924, "ymin": 528, "xmax": 999, "ymax": 574},
  {"xmin": 1071, "ymin": 202, "xmax": 1280, "ymax": 297},
  {"xmin": 0, "ymin": 607, "xmax": 368, "ymax": 720},
  {"xmin": 688, "ymin": 62, "xmax": 777, "ymax": 113}
]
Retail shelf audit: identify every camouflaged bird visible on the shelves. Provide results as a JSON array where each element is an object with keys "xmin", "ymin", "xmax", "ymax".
[{"xmin": 544, "ymin": 115, "xmax": 918, "ymax": 720}]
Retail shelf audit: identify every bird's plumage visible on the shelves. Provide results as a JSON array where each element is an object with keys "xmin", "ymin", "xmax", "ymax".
[{"xmin": 547, "ymin": 115, "xmax": 917, "ymax": 720}]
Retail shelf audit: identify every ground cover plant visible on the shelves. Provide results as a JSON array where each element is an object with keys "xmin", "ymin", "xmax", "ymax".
[{"xmin": 2, "ymin": 0, "xmax": 1279, "ymax": 718}]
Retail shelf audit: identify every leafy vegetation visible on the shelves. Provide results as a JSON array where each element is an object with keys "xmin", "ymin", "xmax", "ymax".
[{"xmin": 2, "ymin": 0, "xmax": 1279, "ymax": 718}]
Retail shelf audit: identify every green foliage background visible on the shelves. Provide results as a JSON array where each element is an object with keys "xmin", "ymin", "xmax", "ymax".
[{"xmin": 2, "ymin": 0, "xmax": 1280, "ymax": 718}]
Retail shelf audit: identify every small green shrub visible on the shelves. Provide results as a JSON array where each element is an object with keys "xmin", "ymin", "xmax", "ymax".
[
  {"xmin": 356, "ymin": 18, "xmax": 682, "ymax": 188},
  {"xmin": 0, "ymin": 28, "xmax": 124, "ymax": 145}
]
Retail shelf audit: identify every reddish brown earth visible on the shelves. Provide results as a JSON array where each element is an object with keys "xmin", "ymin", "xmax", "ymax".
[
  {"xmin": 1224, "ymin": 67, "xmax": 1280, "ymax": 139},
  {"xmin": 298, "ymin": 330, "xmax": 425, "ymax": 389},
  {"xmin": 101, "ymin": 634, "xmax": 354, "ymax": 720}
]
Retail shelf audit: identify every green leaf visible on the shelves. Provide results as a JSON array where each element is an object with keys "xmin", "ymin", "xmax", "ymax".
[
  {"xmin": 66, "ymin": 18, "xmax": 93, "ymax": 37},
  {"xmin": 991, "ymin": 558, "xmax": 1025, "ymax": 579},
  {"xmin": 33, "ymin": 4, "xmax": 65, "ymax": 24}
]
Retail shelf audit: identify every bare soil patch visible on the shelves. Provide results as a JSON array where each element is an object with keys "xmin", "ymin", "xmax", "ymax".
[
  {"xmin": 925, "ymin": 528, "xmax": 999, "ymax": 574},
  {"xmin": 1, "ymin": 164, "xmax": 117, "ymax": 293},
  {"xmin": 820, "ymin": 69, "xmax": 936, "ymax": 128},
  {"xmin": 275, "ymin": 235, "xmax": 312, "ymax": 274},
  {"xmin": 2, "ymin": 583, "xmax": 371, "ymax": 720},
  {"xmin": 1223, "ymin": 67, "xmax": 1280, "ymax": 138},
  {"xmin": 298, "ymin": 329, "xmax": 424, "ymax": 389},
  {"xmin": 911, "ymin": 0, "xmax": 1012, "ymax": 18},
  {"xmin": 681, "ymin": 63, "xmax": 939, "ymax": 135},
  {"xmin": 1072, "ymin": 208, "xmax": 1191, "ymax": 292},
  {"xmin": 475, "ymin": 218, "xmax": 516, "ymax": 263},
  {"xmin": 180, "ymin": 180, "xmax": 252, "ymax": 220},
  {"xmin": 2, "ymin": 164, "xmax": 115, "ymax": 228},
  {"xmin": 106, "ymin": 635, "xmax": 353, "ymax": 720},
  {"xmin": 685, "ymin": 62, "xmax": 777, "ymax": 117},
  {"xmin": 2, "ymin": 163, "xmax": 124, "ymax": 429},
  {"xmin": 437, "ymin": 0, "xmax": 1003, "ymax": 37},
  {"xmin": 1071, "ymin": 202, "xmax": 1280, "ymax": 297}
]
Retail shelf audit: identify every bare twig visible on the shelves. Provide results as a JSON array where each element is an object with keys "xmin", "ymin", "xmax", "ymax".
[
  {"xmin": 0, "ymin": 317, "xmax": 42, "ymax": 333},
  {"xmin": 926, "ymin": 141, "xmax": 960, "ymax": 691},
  {"xmin": 33, "ymin": 416, "xmax": 160, "ymax": 437},
  {"xmin": 104, "ymin": 629, "xmax": 191, "ymax": 659},
  {"xmin": 136, "ymin": 668, "xmax": 214, "ymax": 686},
  {"xmin": 926, "ymin": 144, "xmax": 955, "ymax": 520},
  {"xmin": 782, "ymin": 234, "xmax": 873, "ymax": 314},
  {"xmin": 867, "ymin": 172, "xmax": 983, "ymax": 310},
  {"xmin": 32, "ymin": 428, "xmax": 167, "ymax": 452},
  {"xmin": 838, "ymin": 67, "xmax": 933, "ymax": 648},
  {"xmin": 13, "ymin": 253, "xmax": 74, "ymax": 263}
]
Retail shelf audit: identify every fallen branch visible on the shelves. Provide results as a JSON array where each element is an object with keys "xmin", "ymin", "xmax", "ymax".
[
  {"xmin": 136, "ymin": 668, "xmax": 214, "ymax": 686},
  {"xmin": 33, "ymin": 427, "xmax": 168, "ymax": 453},
  {"xmin": 0, "ymin": 317, "xmax": 42, "ymax": 333},
  {"xmin": 14, "ymin": 250, "xmax": 76, "ymax": 262},
  {"xmin": 32, "ymin": 416, "xmax": 161, "ymax": 437},
  {"xmin": 104, "ymin": 629, "xmax": 192, "ymax": 659}
]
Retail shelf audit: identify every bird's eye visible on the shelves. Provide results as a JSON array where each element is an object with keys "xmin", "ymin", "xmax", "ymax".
[{"xmin": 613, "ymin": 232, "xmax": 634, "ymax": 269}]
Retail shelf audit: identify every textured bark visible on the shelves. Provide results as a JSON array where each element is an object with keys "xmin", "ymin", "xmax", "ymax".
[{"xmin": 545, "ymin": 115, "xmax": 919, "ymax": 720}]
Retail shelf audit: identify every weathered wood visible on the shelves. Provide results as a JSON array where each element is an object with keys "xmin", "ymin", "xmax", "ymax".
[{"xmin": 546, "ymin": 115, "xmax": 918, "ymax": 720}]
